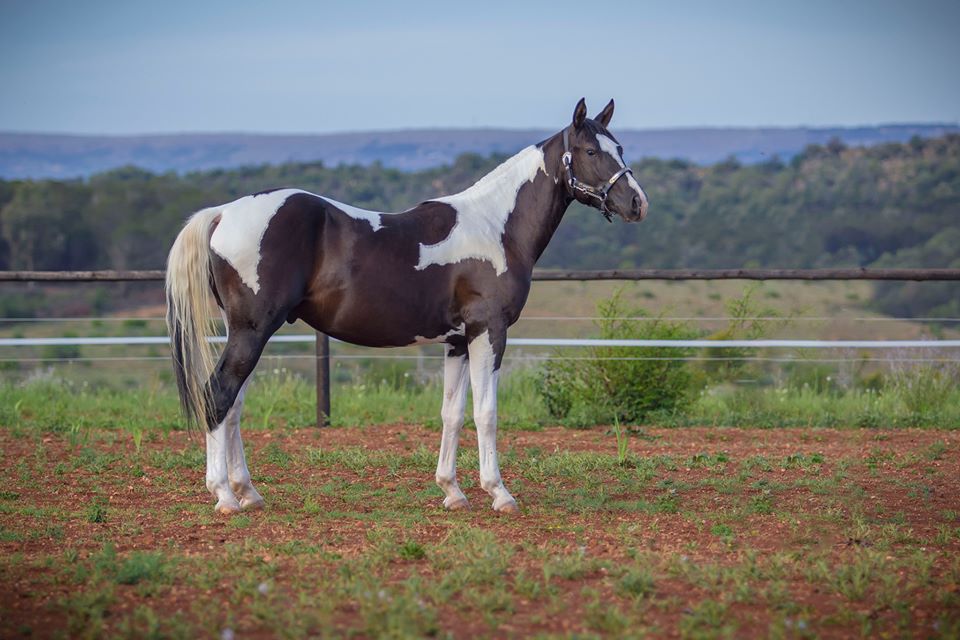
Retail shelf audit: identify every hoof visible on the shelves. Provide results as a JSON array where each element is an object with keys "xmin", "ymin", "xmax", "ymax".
[
  {"xmin": 443, "ymin": 496, "xmax": 470, "ymax": 511},
  {"xmin": 215, "ymin": 499, "xmax": 241, "ymax": 516},
  {"xmin": 240, "ymin": 496, "xmax": 265, "ymax": 511},
  {"xmin": 493, "ymin": 498, "xmax": 519, "ymax": 514}
]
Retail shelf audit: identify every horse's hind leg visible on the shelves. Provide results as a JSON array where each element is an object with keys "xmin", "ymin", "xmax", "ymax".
[
  {"xmin": 207, "ymin": 387, "xmax": 244, "ymax": 515},
  {"xmin": 205, "ymin": 314, "xmax": 284, "ymax": 514},
  {"xmin": 206, "ymin": 396, "xmax": 264, "ymax": 513},
  {"xmin": 224, "ymin": 379, "xmax": 264, "ymax": 510}
]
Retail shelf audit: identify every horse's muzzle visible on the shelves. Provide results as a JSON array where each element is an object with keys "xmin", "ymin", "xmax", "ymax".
[{"xmin": 632, "ymin": 194, "xmax": 647, "ymax": 221}]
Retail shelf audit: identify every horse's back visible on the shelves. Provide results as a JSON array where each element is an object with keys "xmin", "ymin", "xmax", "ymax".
[{"xmin": 205, "ymin": 187, "xmax": 528, "ymax": 348}]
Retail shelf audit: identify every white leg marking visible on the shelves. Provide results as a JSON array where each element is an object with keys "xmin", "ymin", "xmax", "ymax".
[
  {"xmin": 224, "ymin": 379, "xmax": 264, "ymax": 511},
  {"xmin": 435, "ymin": 345, "xmax": 471, "ymax": 509},
  {"xmin": 207, "ymin": 309, "xmax": 260, "ymax": 514},
  {"xmin": 206, "ymin": 424, "xmax": 240, "ymax": 515},
  {"xmin": 467, "ymin": 331, "xmax": 517, "ymax": 513}
]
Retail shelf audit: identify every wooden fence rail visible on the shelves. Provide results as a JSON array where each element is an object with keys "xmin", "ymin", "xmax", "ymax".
[
  {"xmin": 3, "ymin": 268, "xmax": 959, "ymax": 427},
  {"xmin": 3, "ymin": 268, "xmax": 960, "ymax": 282}
]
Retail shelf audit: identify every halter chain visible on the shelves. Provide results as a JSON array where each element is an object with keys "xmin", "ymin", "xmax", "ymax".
[{"xmin": 561, "ymin": 128, "xmax": 634, "ymax": 222}]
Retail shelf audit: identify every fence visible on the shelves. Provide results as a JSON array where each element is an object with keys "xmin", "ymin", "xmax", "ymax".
[{"xmin": 3, "ymin": 268, "xmax": 960, "ymax": 426}]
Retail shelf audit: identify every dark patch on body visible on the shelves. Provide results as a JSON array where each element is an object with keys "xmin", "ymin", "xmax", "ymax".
[{"xmin": 200, "ymin": 110, "xmax": 643, "ymax": 426}]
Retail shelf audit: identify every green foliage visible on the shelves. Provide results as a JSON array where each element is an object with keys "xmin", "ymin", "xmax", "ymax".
[
  {"xmin": 617, "ymin": 564, "xmax": 657, "ymax": 598},
  {"xmin": 710, "ymin": 523, "xmax": 735, "ymax": 542},
  {"xmin": 887, "ymin": 358, "xmax": 959, "ymax": 416},
  {"xmin": 612, "ymin": 416, "xmax": 629, "ymax": 465},
  {"xmin": 0, "ymin": 180, "xmax": 95, "ymax": 270},
  {"xmin": 260, "ymin": 442, "xmax": 292, "ymax": 468},
  {"xmin": 538, "ymin": 291, "xmax": 699, "ymax": 424},
  {"xmin": 397, "ymin": 540, "xmax": 426, "ymax": 561},
  {"xmin": 85, "ymin": 497, "xmax": 108, "ymax": 523},
  {"xmin": 115, "ymin": 552, "xmax": 171, "ymax": 586},
  {"xmin": 3, "ymin": 349, "xmax": 959, "ymax": 437},
  {"xmin": 701, "ymin": 285, "xmax": 785, "ymax": 383},
  {"xmin": 2, "ymin": 135, "xmax": 960, "ymax": 319}
]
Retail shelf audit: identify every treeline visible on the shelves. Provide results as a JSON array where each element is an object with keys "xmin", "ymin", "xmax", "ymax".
[{"xmin": 0, "ymin": 135, "xmax": 958, "ymax": 316}]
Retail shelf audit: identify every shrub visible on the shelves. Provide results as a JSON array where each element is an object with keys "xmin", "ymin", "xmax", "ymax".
[
  {"xmin": 537, "ymin": 291, "xmax": 699, "ymax": 425},
  {"xmin": 887, "ymin": 353, "xmax": 959, "ymax": 417},
  {"xmin": 699, "ymin": 285, "xmax": 786, "ymax": 384}
]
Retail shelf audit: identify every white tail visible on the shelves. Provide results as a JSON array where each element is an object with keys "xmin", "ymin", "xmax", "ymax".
[{"xmin": 165, "ymin": 207, "xmax": 221, "ymax": 429}]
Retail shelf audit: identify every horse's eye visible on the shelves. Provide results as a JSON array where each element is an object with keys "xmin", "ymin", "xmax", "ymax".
[{"xmin": 586, "ymin": 149, "xmax": 596, "ymax": 156}]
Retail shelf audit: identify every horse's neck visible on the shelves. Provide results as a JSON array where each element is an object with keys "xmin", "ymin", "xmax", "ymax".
[
  {"xmin": 504, "ymin": 134, "xmax": 572, "ymax": 271},
  {"xmin": 432, "ymin": 134, "xmax": 571, "ymax": 276}
]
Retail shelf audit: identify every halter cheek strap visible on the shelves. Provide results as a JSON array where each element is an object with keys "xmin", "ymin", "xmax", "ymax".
[{"xmin": 562, "ymin": 128, "xmax": 634, "ymax": 222}]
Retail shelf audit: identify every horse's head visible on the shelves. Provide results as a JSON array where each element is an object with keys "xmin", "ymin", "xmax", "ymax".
[{"xmin": 561, "ymin": 98, "xmax": 648, "ymax": 223}]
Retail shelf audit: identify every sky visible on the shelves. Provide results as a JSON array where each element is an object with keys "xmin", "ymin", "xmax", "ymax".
[{"xmin": 1, "ymin": 0, "xmax": 958, "ymax": 135}]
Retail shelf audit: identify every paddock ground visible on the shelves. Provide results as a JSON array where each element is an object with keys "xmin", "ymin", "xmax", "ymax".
[{"xmin": 1, "ymin": 424, "xmax": 959, "ymax": 638}]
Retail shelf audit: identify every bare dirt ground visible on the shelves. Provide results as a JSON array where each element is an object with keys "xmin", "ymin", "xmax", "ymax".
[{"xmin": 1, "ymin": 424, "xmax": 959, "ymax": 638}]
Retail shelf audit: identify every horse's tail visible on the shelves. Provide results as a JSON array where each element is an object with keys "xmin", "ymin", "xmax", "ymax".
[{"xmin": 166, "ymin": 207, "xmax": 221, "ymax": 430}]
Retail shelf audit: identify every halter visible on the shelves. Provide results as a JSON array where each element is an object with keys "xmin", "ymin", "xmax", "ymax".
[{"xmin": 562, "ymin": 127, "xmax": 635, "ymax": 222}]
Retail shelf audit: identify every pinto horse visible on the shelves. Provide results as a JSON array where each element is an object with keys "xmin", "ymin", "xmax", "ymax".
[{"xmin": 166, "ymin": 98, "xmax": 648, "ymax": 515}]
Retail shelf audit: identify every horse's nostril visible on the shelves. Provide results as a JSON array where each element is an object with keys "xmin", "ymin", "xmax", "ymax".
[{"xmin": 631, "ymin": 195, "xmax": 641, "ymax": 214}]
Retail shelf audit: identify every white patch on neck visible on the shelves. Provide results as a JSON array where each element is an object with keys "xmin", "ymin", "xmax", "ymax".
[
  {"xmin": 596, "ymin": 133, "xmax": 648, "ymax": 207},
  {"xmin": 209, "ymin": 188, "xmax": 390, "ymax": 293},
  {"xmin": 416, "ymin": 146, "xmax": 546, "ymax": 276}
]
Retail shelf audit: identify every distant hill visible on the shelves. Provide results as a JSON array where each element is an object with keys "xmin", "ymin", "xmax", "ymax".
[
  {"xmin": 2, "ymin": 133, "xmax": 958, "ymax": 322},
  {"xmin": 0, "ymin": 124, "xmax": 957, "ymax": 179}
]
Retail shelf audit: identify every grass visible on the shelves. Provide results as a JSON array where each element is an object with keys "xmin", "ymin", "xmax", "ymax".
[
  {"xmin": 2, "ymin": 366, "xmax": 958, "ymax": 436},
  {"xmin": 2, "ymin": 418, "xmax": 957, "ymax": 637},
  {"xmin": 85, "ymin": 497, "xmax": 108, "ymax": 523},
  {"xmin": 3, "ymin": 280, "xmax": 958, "ymax": 434}
]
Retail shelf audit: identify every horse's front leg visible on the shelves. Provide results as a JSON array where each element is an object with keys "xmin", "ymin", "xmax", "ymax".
[
  {"xmin": 467, "ymin": 330, "xmax": 518, "ymax": 513},
  {"xmin": 435, "ymin": 344, "xmax": 470, "ymax": 509}
]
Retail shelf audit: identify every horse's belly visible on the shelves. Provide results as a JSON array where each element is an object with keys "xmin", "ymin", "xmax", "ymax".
[
  {"xmin": 297, "ymin": 280, "xmax": 460, "ymax": 348},
  {"xmin": 322, "ymin": 316, "xmax": 463, "ymax": 348}
]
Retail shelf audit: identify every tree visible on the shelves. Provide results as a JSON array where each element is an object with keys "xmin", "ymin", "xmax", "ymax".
[{"xmin": 1, "ymin": 181, "xmax": 94, "ymax": 270}]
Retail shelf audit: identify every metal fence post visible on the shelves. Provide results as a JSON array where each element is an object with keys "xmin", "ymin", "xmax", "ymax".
[{"xmin": 316, "ymin": 332, "xmax": 330, "ymax": 427}]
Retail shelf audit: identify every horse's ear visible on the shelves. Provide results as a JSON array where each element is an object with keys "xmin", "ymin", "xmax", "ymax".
[
  {"xmin": 572, "ymin": 98, "xmax": 587, "ymax": 129},
  {"xmin": 595, "ymin": 99, "xmax": 615, "ymax": 128}
]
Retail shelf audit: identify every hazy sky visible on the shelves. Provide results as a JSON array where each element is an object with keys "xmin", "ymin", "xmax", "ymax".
[{"xmin": 1, "ymin": 0, "xmax": 958, "ymax": 134}]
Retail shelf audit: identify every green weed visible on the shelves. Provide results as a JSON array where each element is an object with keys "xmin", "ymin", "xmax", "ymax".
[{"xmin": 85, "ymin": 497, "xmax": 108, "ymax": 523}]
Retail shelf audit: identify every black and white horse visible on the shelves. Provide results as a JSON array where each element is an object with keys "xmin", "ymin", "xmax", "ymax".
[{"xmin": 166, "ymin": 99, "xmax": 648, "ymax": 514}]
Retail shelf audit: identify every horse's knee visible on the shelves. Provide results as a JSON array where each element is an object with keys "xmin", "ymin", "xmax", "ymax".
[
  {"xmin": 440, "ymin": 409, "xmax": 464, "ymax": 430},
  {"xmin": 473, "ymin": 409, "xmax": 497, "ymax": 431}
]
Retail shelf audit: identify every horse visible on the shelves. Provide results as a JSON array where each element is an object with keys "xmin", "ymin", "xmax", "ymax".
[{"xmin": 166, "ymin": 98, "xmax": 648, "ymax": 515}]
